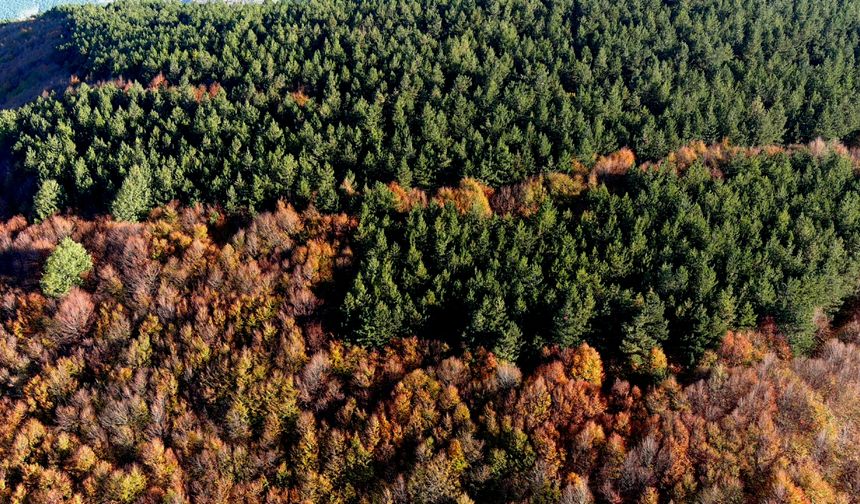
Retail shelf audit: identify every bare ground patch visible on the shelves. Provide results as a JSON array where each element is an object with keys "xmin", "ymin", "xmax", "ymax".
[{"xmin": 0, "ymin": 13, "xmax": 74, "ymax": 109}]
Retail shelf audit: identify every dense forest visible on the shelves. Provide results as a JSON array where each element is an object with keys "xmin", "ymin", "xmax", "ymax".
[
  {"xmin": 2, "ymin": 0, "xmax": 860, "ymax": 502},
  {"xmin": 3, "ymin": 160, "xmax": 860, "ymax": 502},
  {"xmin": 343, "ymin": 144, "xmax": 860, "ymax": 364},
  {"xmin": 2, "ymin": 0, "xmax": 860, "ymax": 216}
]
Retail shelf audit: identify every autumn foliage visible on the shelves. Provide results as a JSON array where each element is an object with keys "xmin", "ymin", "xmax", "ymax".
[
  {"xmin": 2, "ymin": 193, "xmax": 860, "ymax": 502},
  {"xmin": 4, "ymin": 0, "xmax": 860, "ymax": 499}
]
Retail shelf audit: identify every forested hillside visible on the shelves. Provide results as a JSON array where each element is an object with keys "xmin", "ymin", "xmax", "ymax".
[
  {"xmin": 2, "ymin": 0, "xmax": 860, "ymax": 217},
  {"xmin": 2, "ymin": 0, "xmax": 860, "ymax": 502},
  {"xmin": 343, "ymin": 144, "xmax": 860, "ymax": 365},
  {"xmin": 3, "ymin": 143, "xmax": 860, "ymax": 502},
  {"xmin": 3, "ymin": 150, "xmax": 860, "ymax": 501}
]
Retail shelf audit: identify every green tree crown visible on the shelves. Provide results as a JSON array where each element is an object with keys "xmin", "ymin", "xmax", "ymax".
[{"xmin": 41, "ymin": 237, "xmax": 94, "ymax": 298}]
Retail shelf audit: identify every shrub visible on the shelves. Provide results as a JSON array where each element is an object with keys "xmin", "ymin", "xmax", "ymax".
[{"xmin": 41, "ymin": 237, "xmax": 93, "ymax": 298}]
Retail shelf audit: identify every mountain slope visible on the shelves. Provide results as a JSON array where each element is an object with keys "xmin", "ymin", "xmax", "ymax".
[{"xmin": 0, "ymin": 13, "xmax": 72, "ymax": 109}]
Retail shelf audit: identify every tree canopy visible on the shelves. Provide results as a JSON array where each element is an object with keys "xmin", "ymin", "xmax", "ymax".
[
  {"xmin": 39, "ymin": 236, "xmax": 93, "ymax": 298},
  {"xmin": 343, "ymin": 145, "xmax": 860, "ymax": 365},
  {"xmin": 2, "ymin": 0, "xmax": 860, "ymax": 217},
  {"xmin": 1, "ymin": 1, "xmax": 860, "ymax": 501}
]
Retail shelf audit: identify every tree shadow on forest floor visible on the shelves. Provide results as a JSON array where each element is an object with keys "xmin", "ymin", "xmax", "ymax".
[{"xmin": 0, "ymin": 245, "xmax": 48, "ymax": 290}]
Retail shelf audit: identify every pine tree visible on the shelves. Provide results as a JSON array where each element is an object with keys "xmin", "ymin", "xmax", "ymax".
[
  {"xmin": 33, "ymin": 179, "xmax": 63, "ymax": 222},
  {"xmin": 552, "ymin": 286, "xmax": 596, "ymax": 347},
  {"xmin": 621, "ymin": 291, "xmax": 669, "ymax": 371},
  {"xmin": 111, "ymin": 164, "xmax": 152, "ymax": 222}
]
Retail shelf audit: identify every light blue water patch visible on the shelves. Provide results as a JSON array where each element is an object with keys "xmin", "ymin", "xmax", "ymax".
[{"xmin": 0, "ymin": 0, "xmax": 112, "ymax": 21}]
